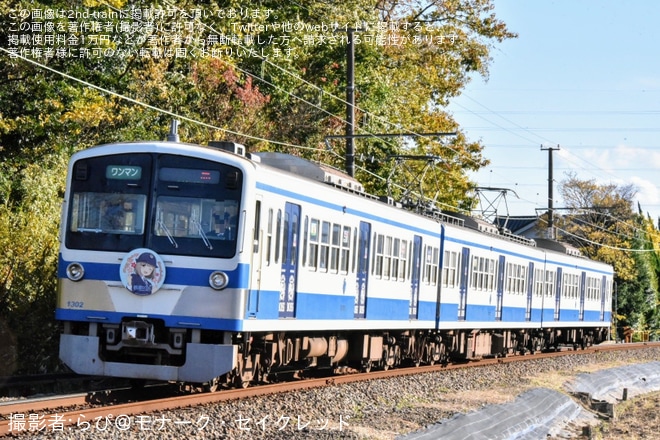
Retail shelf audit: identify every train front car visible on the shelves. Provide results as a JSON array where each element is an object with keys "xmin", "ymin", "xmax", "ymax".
[{"xmin": 57, "ymin": 141, "xmax": 252, "ymax": 384}]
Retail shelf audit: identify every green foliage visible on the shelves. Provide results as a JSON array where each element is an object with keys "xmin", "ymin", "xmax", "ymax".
[
  {"xmin": 0, "ymin": 0, "xmax": 515, "ymax": 374},
  {"xmin": 0, "ymin": 154, "xmax": 66, "ymax": 374}
]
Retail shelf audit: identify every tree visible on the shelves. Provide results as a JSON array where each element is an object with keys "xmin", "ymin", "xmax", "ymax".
[
  {"xmin": 0, "ymin": 0, "xmax": 515, "ymax": 373},
  {"xmin": 556, "ymin": 172, "xmax": 659, "ymax": 332}
]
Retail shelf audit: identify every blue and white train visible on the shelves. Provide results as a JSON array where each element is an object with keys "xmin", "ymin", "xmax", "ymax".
[{"xmin": 57, "ymin": 137, "xmax": 613, "ymax": 388}]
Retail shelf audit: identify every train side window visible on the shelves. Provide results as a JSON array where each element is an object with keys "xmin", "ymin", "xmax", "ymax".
[
  {"xmin": 340, "ymin": 226, "xmax": 351, "ymax": 274},
  {"xmin": 391, "ymin": 238, "xmax": 400, "ymax": 281},
  {"xmin": 291, "ymin": 211, "xmax": 298, "ymax": 266},
  {"xmin": 383, "ymin": 236, "xmax": 392, "ymax": 279},
  {"xmin": 397, "ymin": 239, "xmax": 407, "ymax": 281},
  {"xmin": 406, "ymin": 243, "xmax": 415, "ymax": 280},
  {"xmin": 533, "ymin": 268, "xmax": 543, "ymax": 296},
  {"xmin": 545, "ymin": 270, "xmax": 555, "ymax": 297},
  {"xmin": 266, "ymin": 208, "xmax": 273, "ymax": 265},
  {"xmin": 442, "ymin": 250, "xmax": 459, "ymax": 288},
  {"xmin": 470, "ymin": 256, "xmax": 478, "ymax": 289},
  {"xmin": 563, "ymin": 273, "xmax": 578, "ymax": 298},
  {"xmin": 308, "ymin": 218, "xmax": 319, "ymax": 270},
  {"xmin": 371, "ymin": 232, "xmax": 378, "ymax": 275},
  {"xmin": 506, "ymin": 263, "xmax": 526, "ymax": 294},
  {"xmin": 374, "ymin": 234, "xmax": 384, "ymax": 278},
  {"xmin": 422, "ymin": 245, "xmax": 429, "ymax": 283},
  {"xmin": 253, "ymin": 201, "xmax": 261, "ymax": 253},
  {"xmin": 275, "ymin": 209, "xmax": 282, "ymax": 264},
  {"xmin": 319, "ymin": 221, "xmax": 330, "ymax": 272},
  {"xmin": 281, "ymin": 210, "xmax": 289, "ymax": 264},
  {"xmin": 423, "ymin": 245, "xmax": 438, "ymax": 285},
  {"xmin": 330, "ymin": 223, "xmax": 341, "ymax": 273},
  {"xmin": 302, "ymin": 216, "xmax": 308, "ymax": 267},
  {"xmin": 351, "ymin": 227, "xmax": 358, "ymax": 273}
]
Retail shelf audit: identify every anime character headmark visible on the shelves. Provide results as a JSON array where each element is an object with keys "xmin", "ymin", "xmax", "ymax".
[
  {"xmin": 120, "ymin": 249, "xmax": 165, "ymax": 296},
  {"xmin": 130, "ymin": 252, "xmax": 156, "ymax": 295}
]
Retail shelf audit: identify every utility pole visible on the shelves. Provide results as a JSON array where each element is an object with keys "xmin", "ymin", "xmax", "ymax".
[
  {"xmin": 345, "ymin": 28, "xmax": 356, "ymax": 177},
  {"xmin": 541, "ymin": 144, "xmax": 560, "ymax": 239}
]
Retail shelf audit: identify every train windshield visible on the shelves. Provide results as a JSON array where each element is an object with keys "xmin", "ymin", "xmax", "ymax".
[
  {"xmin": 70, "ymin": 193, "xmax": 147, "ymax": 234},
  {"xmin": 65, "ymin": 153, "xmax": 243, "ymax": 258}
]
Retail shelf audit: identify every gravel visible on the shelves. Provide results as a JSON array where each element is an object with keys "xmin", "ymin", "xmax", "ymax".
[{"xmin": 15, "ymin": 346, "xmax": 660, "ymax": 439}]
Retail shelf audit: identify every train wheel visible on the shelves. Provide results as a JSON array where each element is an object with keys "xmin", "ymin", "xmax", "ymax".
[
  {"xmin": 207, "ymin": 376, "xmax": 222, "ymax": 393},
  {"xmin": 234, "ymin": 376, "xmax": 250, "ymax": 388}
]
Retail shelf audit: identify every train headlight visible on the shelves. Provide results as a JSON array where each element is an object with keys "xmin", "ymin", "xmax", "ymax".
[
  {"xmin": 66, "ymin": 262, "xmax": 85, "ymax": 281},
  {"xmin": 209, "ymin": 271, "xmax": 229, "ymax": 290}
]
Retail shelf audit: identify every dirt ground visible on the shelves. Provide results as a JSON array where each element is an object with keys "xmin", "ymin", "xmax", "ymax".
[{"xmin": 586, "ymin": 390, "xmax": 660, "ymax": 439}]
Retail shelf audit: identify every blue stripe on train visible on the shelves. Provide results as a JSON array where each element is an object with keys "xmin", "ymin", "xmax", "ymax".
[
  {"xmin": 58, "ymin": 254, "xmax": 250, "ymax": 288},
  {"xmin": 246, "ymin": 291, "xmax": 608, "ymax": 323}
]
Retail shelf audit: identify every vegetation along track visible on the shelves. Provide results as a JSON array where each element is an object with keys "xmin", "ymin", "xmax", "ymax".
[{"xmin": 2, "ymin": 342, "xmax": 658, "ymax": 438}]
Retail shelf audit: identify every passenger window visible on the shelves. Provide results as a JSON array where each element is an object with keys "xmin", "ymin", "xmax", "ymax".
[
  {"xmin": 266, "ymin": 209, "xmax": 273, "ymax": 265},
  {"xmin": 308, "ymin": 218, "xmax": 319, "ymax": 270}
]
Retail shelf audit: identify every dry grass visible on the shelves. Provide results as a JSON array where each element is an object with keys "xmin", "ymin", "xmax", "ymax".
[{"xmin": 589, "ymin": 391, "xmax": 660, "ymax": 439}]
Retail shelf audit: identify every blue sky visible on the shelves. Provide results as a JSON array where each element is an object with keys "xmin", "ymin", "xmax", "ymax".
[{"xmin": 448, "ymin": 1, "xmax": 660, "ymax": 221}]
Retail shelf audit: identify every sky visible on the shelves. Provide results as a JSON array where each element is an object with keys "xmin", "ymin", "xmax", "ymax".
[{"xmin": 447, "ymin": 0, "xmax": 660, "ymax": 222}]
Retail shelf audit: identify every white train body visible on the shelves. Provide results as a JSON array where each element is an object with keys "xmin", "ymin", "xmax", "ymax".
[{"xmin": 57, "ymin": 141, "xmax": 613, "ymax": 386}]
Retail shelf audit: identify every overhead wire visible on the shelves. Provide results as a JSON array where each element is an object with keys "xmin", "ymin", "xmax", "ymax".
[{"xmin": 6, "ymin": 3, "xmax": 653, "ymax": 245}]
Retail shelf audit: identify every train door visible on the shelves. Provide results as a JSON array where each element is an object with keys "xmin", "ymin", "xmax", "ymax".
[
  {"xmin": 278, "ymin": 202, "xmax": 300, "ymax": 318},
  {"xmin": 525, "ymin": 262, "xmax": 534, "ymax": 321},
  {"xmin": 579, "ymin": 271, "xmax": 586, "ymax": 320},
  {"xmin": 458, "ymin": 247, "xmax": 470, "ymax": 320},
  {"xmin": 354, "ymin": 221, "xmax": 370, "ymax": 318},
  {"xmin": 600, "ymin": 275, "xmax": 608, "ymax": 321},
  {"xmin": 247, "ymin": 199, "xmax": 263, "ymax": 317},
  {"xmin": 554, "ymin": 267, "xmax": 562, "ymax": 320},
  {"xmin": 496, "ymin": 255, "xmax": 505, "ymax": 321},
  {"xmin": 409, "ymin": 235, "xmax": 422, "ymax": 319}
]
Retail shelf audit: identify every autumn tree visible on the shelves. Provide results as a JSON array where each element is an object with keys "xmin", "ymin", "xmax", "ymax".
[
  {"xmin": 0, "ymin": 0, "xmax": 514, "ymax": 373},
  {"xmin": 556, "ymin": 172, "xmax": 659, "ymax": 333}
]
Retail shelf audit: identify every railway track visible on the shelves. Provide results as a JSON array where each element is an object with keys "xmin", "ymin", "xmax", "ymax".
[{"xmin": 1, "ymin": 341, "xmax": 657, "ymax": 438}]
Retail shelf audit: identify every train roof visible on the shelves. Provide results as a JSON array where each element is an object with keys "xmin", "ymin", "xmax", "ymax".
[
  {"xmin": 252, "ymin": 152, "xmax": 365, "ymax": 194},
  {"xmin": 247, "ymin": 151, "xmax": 589, "ymax": 258}
]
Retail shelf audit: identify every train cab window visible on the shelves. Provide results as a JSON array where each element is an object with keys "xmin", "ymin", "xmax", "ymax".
[
  {"xmin": 70, "ymin": 193, "xmax": 147, "ymax": 235},
  {"xmin": 66, "ymin": 154, "xmax": 152, "ymax": 251},
  {"xmin": 150, "ymin": 155, "xmax": 243, "ymax": 257},
  {"xmin": 153, "ymin": 196, "xmax": 239, "ymax": 256}
]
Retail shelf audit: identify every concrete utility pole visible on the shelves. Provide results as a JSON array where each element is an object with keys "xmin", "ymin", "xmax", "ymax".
[
  {"xmin": 541, "ymin": 144, "xmax": 560, "ymax": 239},
  {"xmin": 345, "ymin": 28, "xmax": 356, "ymax": 177}
]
